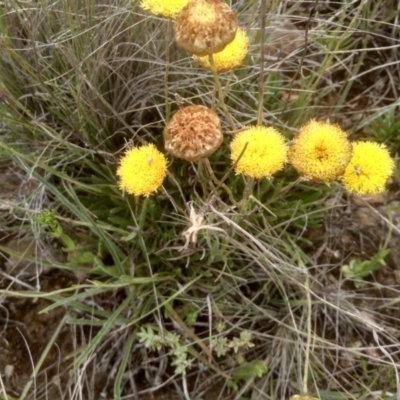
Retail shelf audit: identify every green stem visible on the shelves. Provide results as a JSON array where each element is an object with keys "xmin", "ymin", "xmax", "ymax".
[
  {"xmin": 242, "ymin": 177, "xmax": 255, "ymax": 202},
  {"xmin": 201, "ymin": 158, "xmax": 236, "ymax": 205},
  {"xmin": 136, "ymin": 196, "xmax": 164, "ymax": 338},
  {"xmin": 265, "ymin": 177, "xmax": 302, "ymax": 206},
  {"xmin": 138, "ymin": 195, "xmax": 150, "ymax": 233},
  {"xmin": 205, "ymin": 142, "xmax": 249, "ymax": 206},
  {"xmin": 197, "ymin": 160, "xmax": 210, "ymax": 198}
]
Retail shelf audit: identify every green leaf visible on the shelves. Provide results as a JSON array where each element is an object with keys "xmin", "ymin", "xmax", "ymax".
[
  {"xmin": 341, "ymin": 248, "xmax": 390, "ymax": 287},
  {"xmin": 232, "ymin": 360, "xmax": 268, "ymax": 382},
  {"xmin": 211, "ymin": 336, "xmax": 229, "ymax": 357},
  {"xmin": 60, "ymin": 233, "xmax": 76, "ymax": 252},
  {"xmin": 137, "ymin": 326, "xmax": 163, "ymax": 351},
  {"xmin": 121, "ymin": 230, "xmax": 138, "ymax": 241}
]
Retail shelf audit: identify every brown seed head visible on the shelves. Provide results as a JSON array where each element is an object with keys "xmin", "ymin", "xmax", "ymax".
[
  {"xmin": 164, "ymin": 105, "xmax": 223, "ymax": 162},
  {"xmin": 174, "ymin": 0, "xmax": 238, "ymax": 56}
]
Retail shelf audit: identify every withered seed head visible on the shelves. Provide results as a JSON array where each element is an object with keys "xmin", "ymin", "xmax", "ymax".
[
  {"xmin": 164, "ymin": 105, "xmax": 223, "ymax": 162},
  {"xmin": 174, "ymin": 0, "xmax": 238, "ymax": 56}
]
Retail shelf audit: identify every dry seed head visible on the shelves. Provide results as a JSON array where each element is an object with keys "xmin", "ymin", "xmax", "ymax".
[
  {"xmin": 174, "ymin": 0, "xmax": 238, "ymax": 56},
  {"xmin": 164, "ymin": 105, "xmax": 223, "ymax": 162}
]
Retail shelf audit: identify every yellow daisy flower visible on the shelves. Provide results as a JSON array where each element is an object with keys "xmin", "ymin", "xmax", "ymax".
[
  {"xmin": 288, "ymin": 120, "xmax": 352, "ymax": 183},
  {"xmin": 341, "ymin": 141, "xmax": 394, "ymax": 195},
  {"xmin": 230, "ymin": 126, "xmax": 288, "ymax": 179},
  {"xmin": 193, "ymin": 27, "xmax": 249, "ymax": 72},
  {"xmin": 140, "ymin": 0, "xmax": 191, "ymax": 19},
  {"xmin": 117, "ymin": 144, "xmax": 167, "ymax": 197}
]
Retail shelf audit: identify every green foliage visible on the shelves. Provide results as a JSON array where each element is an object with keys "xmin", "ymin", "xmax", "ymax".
[
  {"xmin": 230, "ymin": 360, "xmax": 268, "ymax": 391},
  {"xmin": 138, "ymin": 326, "xmax": 255, "ymax": 375},
  {"xmin": 211, "ymin": 336, "xmax": 230, "ymax": 357},
  {"xmin": 138, "ymin": 326, "xmax": 193, "ymax": 374},
  {"xmin": 369, "ymin": 109, "xmax": 400, "ymax": 152},
  {"xmin": 137, "ymin": 326, "xmax": 165, "ymax": 351},
  {"xmin": 34, "ymin": 209, "xmax": 97, "ymax": 265},
  {"xmin": 0, "ymin": 396, "xmax": 18, "ymax": 400},
  {"xmin": 229, "ymin": 331, "xmax": 254, "ymax": 353},
  {"xmin": 341, "ymin": 249, "xmax": 390, "ymax": 287},
  {"xmin": 34, "ymin": 209, "xmax": 75, "ymax": 251}
]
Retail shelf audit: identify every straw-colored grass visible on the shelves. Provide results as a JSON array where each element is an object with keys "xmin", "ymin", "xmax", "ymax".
[{"xmin": 0, "ymin": 0, "xmax": 399, "ymax": 399}]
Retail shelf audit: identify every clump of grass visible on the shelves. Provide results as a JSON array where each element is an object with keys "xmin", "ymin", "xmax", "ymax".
[{"xmin": 0, "ymin": 0, "xmax": 399, "ymax": 399}]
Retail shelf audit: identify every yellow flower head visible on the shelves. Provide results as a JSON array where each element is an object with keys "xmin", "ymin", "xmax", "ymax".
[
  {"xmin": 288, "ymin": 120, "xmax": 352, "ymax": 183},
  {"xmin": 140, "ymin": 0, "xmax": 191, "ymax": 19},
  {"xmin": 341, "ymin": 141, "xmax": 394, "ymax": 195},
  {"xmin": 117, "ymin": 144, "xmax": 167, "ymax": 197},
  {"xmin": 230, "ymin": 126, "xmax": 288, "ymax": 179},
  {"xmin": 193, "ymin": 27, "xmax": 248, "ymax": 72}
]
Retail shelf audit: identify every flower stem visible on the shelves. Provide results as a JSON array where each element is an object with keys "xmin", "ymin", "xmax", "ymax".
[
  {"xmin": 208, "ymin": 54, "xmax": 236, "ymax": 131},
  {"xmin": 265, "ymin": 177, "xmax": 302, "ymax": 206},
  {"xmin": 201, "ymin": 158, "xmax": 236, "ymax": 205},
  {"xmin": 135, "ymin": 196, "xmax": 165, "ymax": 338},
  {"xmin": 301, "ymin": 260, "xmax": 312, "ymax": 395},
  {"xmin": 138, "ymin": 195, "xmax": 150, "ymax": 233},
  {"xmin": 164, "ymin": 20, "xmax": 172, "ymax": 122},
  {"xmin": 257, "ymin": 0, "xmax": 266, "ymax": 125},
  {"xmin": 197, "ymin": 160, "xmax": 211, "ymax": 198},
  {"xmin": 242, "ymin": 176, "xmax": 255, "ymax": 202}
]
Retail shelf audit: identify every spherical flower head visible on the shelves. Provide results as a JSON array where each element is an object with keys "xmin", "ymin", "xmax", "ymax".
[
  {"xmin": 341, "ymin": 141, "xmax": 394, "ymax": 195},
  {"xmin": 230, "ymin": 126, "xmax": 288, "ymax": 179},
  {"xmin": 288, "ymin": 120, "xmax": 352, "ymax": 183},
  {"xmin": 117, "ymin": 144, "xmax": 167, "ymax": 197},
  {"xmin": 140, "ymin": 0, "xmax": 191, "ymax": 19},
  {"xmin": 174, "ymin": 0, "xmax": 238, "ymax": 56},
  {"xmin": 193, "ymin": 27, "xmax": 248, "ymax": 72},
  {"xmin": 164, "ymin": 105, "xmax": 223, "ymax": 161}
]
